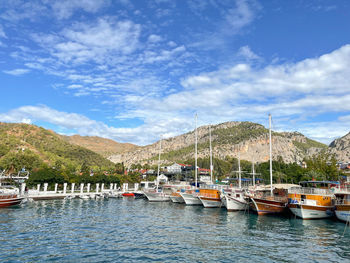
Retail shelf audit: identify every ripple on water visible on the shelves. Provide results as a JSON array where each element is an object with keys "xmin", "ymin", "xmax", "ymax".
[{"xmin": 1, "ymin": 199, "xmax": 350, "ymax": 262}]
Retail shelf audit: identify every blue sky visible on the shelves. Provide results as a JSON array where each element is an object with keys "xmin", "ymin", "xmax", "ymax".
[{"xmin": 1, "ymin": 0, "xmax": 350, "ymax": 145}]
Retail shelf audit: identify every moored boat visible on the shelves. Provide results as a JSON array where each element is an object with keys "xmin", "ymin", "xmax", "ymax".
[
  {"xmin": 0, "ymin": 193, "xmax": 24, "ymax": 207},
  {"xmin": 222, "ymin": 188, "xmax": 247, "ymax": 211},
  {"xmin": 287, "ymin": 181, "xmax": 336, "ymax": 219},
  {"xmin": 133, "ymin": 192, "xmax": 145, "ymax": 199},
  {"xmin": 335, "ymin": 191, "xmax": 350, "ymax": 222},
  {"xmin": 170, "ymin": 191, "xmax": 184, "ymax": 203},
  {"xmin": 249, "ymin": 191, "xmax": 287, "ymax": 215},
  {"xmin": 0, "ymin": 184, "xmax": 24, "ymax": 208},
  {"xmin": 223, "ymin": 155, "xmax": 249, "ymax": 211},
  {"xmin": 199, "ymin": 188, "xmax": 222, "ymax": 208},
  {"xmin": 180, "ymin": 189, "xmax": 202, "ymax": 205},
  {"xmin": 144, "ymin": 189, "xmax": 170, "ymax": 202},
  {"xmin": 122, "ymin": 192, "xmax": 135, "ymax": 197},
  {"xmin": 248, "ymin": 114, "xmax": 288, "ymax": 216}
]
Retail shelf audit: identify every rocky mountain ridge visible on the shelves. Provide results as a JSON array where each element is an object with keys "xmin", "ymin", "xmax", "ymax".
[
  {"xmin": 108, "ymin": 121, "xmax": 327, "ymax": 167},
  {"xmin": 329, "ymin": 132, "xmax": 350, "ymax": 162}
]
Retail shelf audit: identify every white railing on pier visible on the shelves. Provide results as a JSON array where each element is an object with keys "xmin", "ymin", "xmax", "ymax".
[{"xmin": 288, "ymin": 187, "xmax": 334, "ymax": 196}]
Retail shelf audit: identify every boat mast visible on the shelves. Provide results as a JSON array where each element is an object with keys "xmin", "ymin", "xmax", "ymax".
[
  {"xmin": 156, "ymin": 137, "xmax": 162, "ymax": 191},
  {"xmin": 269, "ymin": 114, "xmax": 273, "ymax": 196},
  {"xmin": 195, "ymin": 114, "xmax": 198, "ymax": 188},
  {"xmin": 238, "ymin": 153, "xmax": 242, "ymax": 189},
  {"xmin": 252, "ymin": 162, "xmax": 255, "ymax": 187},
  {"xmin": 209, "ymin": 125, "xmax": 213, "ymax": 184}
]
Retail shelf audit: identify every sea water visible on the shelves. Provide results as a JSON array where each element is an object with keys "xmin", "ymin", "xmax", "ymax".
[{"xmin": 1, "ymin": 198, "xmax": 349, "ymax": 262}]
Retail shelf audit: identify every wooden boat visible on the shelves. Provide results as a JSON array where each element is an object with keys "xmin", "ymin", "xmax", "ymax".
[
  {"xmin": 199, "ymin": 188, "xmax": 222, "ymax": 208},
  {"xmin": 287, "ymin": 181, "xmax": 336, "ymax": 219},
  {"xmin": 249, "ymin": 114, "xmax": 287, "ymax": 215},
  {"xmin": 170, "ymin": 191, "xmax": 184, "ymax": 203},
  {"xmin": 335, "ymin": 191, "xmax": 350, "ymax": 222},
  {"xmin": 249, "ymin": 190, "xmax": 287, "ymax": 215},
  {"xmin": 0, "ymin": 193, "xmax": 24, "ymax": 207}
]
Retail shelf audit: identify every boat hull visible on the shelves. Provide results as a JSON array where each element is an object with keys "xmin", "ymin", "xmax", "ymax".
[
  {"xmin": 170, "ymin": 195, "xmax": 184, "ymax": 203},
  {"xmin": 335, "ymin": 204, "xmax": 350, "ymax": 222},
  {"xmin": 199, "ymin": 196, "xmax": 222, "ymax": 208},
  {"xmin": 144, "ymin": 192, "xmax": 170, "ymax": 202},
  {"xmin": 0, "ymin": 195, "xmax": 24, "ymax": 207},
  {"xmin": 250, "ymin": 197, "xmax": 286, "ymax": 215},
  {"xmin": 180, "ymin": 192, "xmax": 202, "ymax": 205},
  {"xmin": 133, "ymin": 192, "xmax": 145, "ymax": 199},
  {"xmin": 122, "ymin": 193, "xmax": 135, "ymax": 197},
  {"xmin": 288, "ymin": 203, "xmax": 334, "ymax": 219},
  {"xmin": 223, "ymin": 195, "xmax": 247, "ymax": 211}
]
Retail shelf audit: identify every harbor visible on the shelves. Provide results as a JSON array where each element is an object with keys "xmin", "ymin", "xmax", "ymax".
[{"xmin": 1, "ymin": 197, "xmax": 349, "ymax": 262}]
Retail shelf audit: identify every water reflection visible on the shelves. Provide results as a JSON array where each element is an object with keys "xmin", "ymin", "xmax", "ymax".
[{"xmin": 0, "ymin": 198, "xmax": 350, "ymax": 262}]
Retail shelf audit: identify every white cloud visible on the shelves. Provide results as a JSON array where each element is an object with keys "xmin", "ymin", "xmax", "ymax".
[
  {"xmin": 63, "ymin": 19, "xmax": 140, "ymax": 54},
  {"xmin": 31, "ymin": 18, "xmax": 141, "ymax": 65},
  {"xmin": 110, "ymin": 44, "xmax": 350, "ymax": 144},
  {"xmin": 148, "ymin": 34, "xmax": 163, "ymax": 43},
  {"xmin": 142, "ymin": 45, "xmax": 186, "ymax": 64},
  {"xmin": 237, "ymin": 45, "xmax": 260, "ymax": 60},
  {"xmin": 0, "ymin": 105, "xmax": 191, "ymax": 145},
  {"xmin": 224, "ymin": 0, "xmax": 260, "ymax": 33},
  {"xmin": 3, "ymin": 68, "xmax": 30, "ymax": 76},
  {"xmin": 0, "ymin": 25, "xmax": 6, "ymax": 38},
  {"xmin": 51, "ymin": 0, "xmax": 107, "ymax": 19}
]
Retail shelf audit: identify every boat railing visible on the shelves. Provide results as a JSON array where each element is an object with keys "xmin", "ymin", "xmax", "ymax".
[
  {"xmin": 288, "ymin": 187, "xmax": 333, "ymax": 195},
  {"xmin": 249, "ymin": 192, "xmax": 287, "ymax": 202},
  {"xmin": 0, "ymin": 193, "xmax": 18, "ymax": 199},
  {"xmin": 200, "ymin": 193, "xmax": 220, "ymax": 199},
  {"xmin": 335, "ymin": 199, "xmax": 350, "ymax": 205},
  {"xmin": 200, "ymin": 184, "xmax": 230, "ymax": 191},
  {"xmin": 288, "ymin": 197, "xmax": 320, "ymax": 206}
]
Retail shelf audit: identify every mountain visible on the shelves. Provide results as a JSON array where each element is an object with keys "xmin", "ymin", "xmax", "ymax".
[
  {"xmin": 108, "ymin": 121, "xmax": 327, "ymax": 167},
  {"xmin": 0, "ymin": 122, "xmax": 114, "ymax": 172},
  {"xmin": 329, "ymin": 132, "xmax": 350, "ymax": 162},
  {"xmin": 61, "ymin": 135, "xmax": 138, "ymax": 157}
]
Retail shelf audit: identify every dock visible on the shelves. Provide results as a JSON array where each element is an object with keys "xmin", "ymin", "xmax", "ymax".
[{"xmin": 21, "ymin": 182, "xmax": 142, "ymax": 200}]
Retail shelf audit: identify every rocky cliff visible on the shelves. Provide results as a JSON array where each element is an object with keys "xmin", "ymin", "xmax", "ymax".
[
  {"xmin": 108, "ymin": 121, "xmax": 327, "ymax": 167},
  {"xmin": 329, "ymin": 132, "xmax": 350, "ymax": 162}
]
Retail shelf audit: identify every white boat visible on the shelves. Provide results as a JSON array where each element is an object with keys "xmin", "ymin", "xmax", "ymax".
[
  {"xmin": 335, "ymin": 191, "xmax": 350, "ymax": 222},
  {"xmin": 0, "ymin": 177, "xmax": 24, "ymax": 207},
  {"xmin": 288, "ymin": 182, "xmax": 335, "ymax": 219},
  {"xmin": 180, "ymin": 189, "xmax": 202, "ymax": 205},
  {"xmin": 170, "ymin": 191, "xmax": 184, "ymax": 203},
  {"xmin": 144, "ymin": 190, "xmax": 170, "ymax": 202},
  {"xmin": 222, "ymin": 188, "xmax": 247, "ymax": 211},
  {"xmin": 222, "ymin": 155, "xmax": 248, "ymax": 211},
  {"xmin": 144, "ymin": 138, "xmax": 171, "ymax": 202}
]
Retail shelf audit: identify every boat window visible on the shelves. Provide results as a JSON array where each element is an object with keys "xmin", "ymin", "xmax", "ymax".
[
  {"xmin": 301, "ymin": 195, "xmax": 306, "ymax": 201},
  {"xmin": 236, "ymin": 194, "xmax": 240, "ymax": 198}
]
